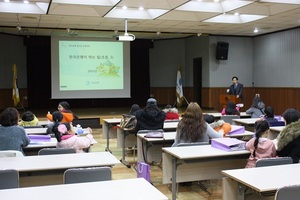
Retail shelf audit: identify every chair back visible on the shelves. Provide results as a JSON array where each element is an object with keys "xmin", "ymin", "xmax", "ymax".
[
  {"xmin": 63, "ymin": 167, "xmax": 112, "ymax": 184},
  {"xmin": 38, "ymin": 148, "xmax": 76, "ymax": 155},
  {"xmin": 268, "ymin": 121, "xmax": 285, "ymax": 127},
  {"xmin": 177, "ymin": 142, "xmax": 209, "ymax": 147},
  {"xmin": 0, "ymin": 150, "xmax": 24, "ymax": 157},
  {"xmin": 220, "ymin": 115, "xmax": 240, "ymax": 124},
  {"xmin": 275, "ymin": 184, "xmax": 300, "ymax": 200},
  {"xmin": 0, "ymin": 169, "xmax": 19, "ymax": 189},
  {"xmin": 256, "ymin": 157, "xmax": 293, "ymax": 167}
]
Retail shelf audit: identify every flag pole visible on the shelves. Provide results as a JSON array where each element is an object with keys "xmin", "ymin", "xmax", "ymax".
[{"xmin": 175, "ymin": 65, "xmax": 189, "ymax": 107}]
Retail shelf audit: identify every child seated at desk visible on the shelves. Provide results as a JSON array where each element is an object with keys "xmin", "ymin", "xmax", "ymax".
[
  {"xmin": 245, "ymin": 120, "xmax": 276, "ymax": 168},
  {"xmin": 204, "ymin": 114, "xmax": 232, "ymax": 137},
  {"xmin": 19, "ymin": 111, "xmax": 39, "ymax": 126},
  {"xmin": 52, "ymin": 122, "xmax": 94, "ymax": 153},
  {"xmin": 221, "ymin": 101, "xmax": 240, "ymax": 116}
]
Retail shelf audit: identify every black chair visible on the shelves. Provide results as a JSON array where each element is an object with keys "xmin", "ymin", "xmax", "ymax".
[
  {"xmin": 0, "ymin": 169, "xmax": 19, "ymax": 189},
  {"xmin": 63, "ymin": 167, "xmax": 112, "ymax": 184},
  {"xmin": 38, "ymin": 148, "xmax": 76, "ymax": 155}
]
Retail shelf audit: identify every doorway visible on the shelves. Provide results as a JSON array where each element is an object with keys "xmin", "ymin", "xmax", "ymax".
[{"xmin": 193, "ymin": 57, "xmax": 202, "ymax": 106}]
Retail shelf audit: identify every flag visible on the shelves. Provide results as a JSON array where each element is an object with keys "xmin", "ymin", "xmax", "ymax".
[
  {"xmin": 12, "ymin": 64, "xmax": 20, "ymax": 107},
  {"xmin": 176, "ymin": 65, "xmax": 183, "ymax": 107}
]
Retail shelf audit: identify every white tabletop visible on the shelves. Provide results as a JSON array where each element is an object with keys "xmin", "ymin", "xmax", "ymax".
[
  {"xmin": 270, "ymin": 126, "xmax": 285, "ymax": 132},
  {"xmin": 0, "ymin": 178, "xmax": 168, "ymax": 200},
  {"xmin": 162, "ymin": 145, "xmax": 250, "ymax": 160},
  {"xmin": 204, "ymin": 112, "xmax": 250, "ymax": 118},
  {"xmin": 163, "ymin": 121, "xmax": 178, "ymax": 130},
  {"xmin": 25, "ymin": 138, "xmax": 57, "ymax": 149},
  {"xmin": 0, "ymin": 152, "xmax": 120, "ymax": 172},
  {"xmin": 37, "ymin": 120, "xmax": 52, "ymax": 127},
  {"xmin": 25, "ymin": 128, "xmax": 48, "ymax": 135},
  {"xmin": 103, "ymin": 118, "xmax": 122, "ymax": 124},
  {"xmin": 222, "ymin": 163, "xmax": 300, "ymax": 193},
  {"xmin": 232, "ymin": 118, "xmax": 260, "ymax": 125},
  {"xmin": 137, "ymin": 131, "xmax": 176, "ymax": 142}
]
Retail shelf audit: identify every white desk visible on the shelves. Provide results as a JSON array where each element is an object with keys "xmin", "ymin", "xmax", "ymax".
[
  {"xmin": 0, "ymin": 152, "xmax": 120, "ymax": 172},
  {"xmin": 137, "ymin": 131, "xmax": 176, "ymax": 163},
  {"xmin": 0, "ymin": 178, "xmax": 168, "ymax": 200},
  {"xmin": 117, "ymin": 121, "xmax": 179, "ymax": 168},
  {"xmin": 137, "ymin": 129, "xmax": 254, "ymax": 164},
  {"xmin": 25, "ymin": 127, "xmax": 48, "ymax": 135},
  {"xmin": 25, "ymin": 138, "xmax": 57, "ymax": 149},
  {"xmin": 222, "ymin": 163, "xmax": 300, "ymax": 200},
  {"xmin": 102, "ymin": 118, "xmax": 121, "ymax": 153},
  {"xmin": 204, "ymin": 112, "xmax": 251, "ymax": 119},
  {"xmin": 162, "ymin": 145, "xmax": 250, "ymax": 200},
  {"xmin": 37, "ymin": 120, "xmax": 52, "ymax": 127}
]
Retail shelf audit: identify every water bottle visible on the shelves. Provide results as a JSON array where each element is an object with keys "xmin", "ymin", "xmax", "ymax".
[{"xmin": 76, "ymin": 124, "xmax": 84, "ymax": 135}]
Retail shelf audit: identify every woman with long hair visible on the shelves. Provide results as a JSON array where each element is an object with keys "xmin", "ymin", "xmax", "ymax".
[{"xmin": 172, "ymin": 102, "xmax": 222, "ymax": 147}]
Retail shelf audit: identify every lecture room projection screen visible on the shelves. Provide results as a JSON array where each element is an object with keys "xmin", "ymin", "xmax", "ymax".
[{"xmin": 51, "ymin": 37, "xmax": 131, "ymax": 99}]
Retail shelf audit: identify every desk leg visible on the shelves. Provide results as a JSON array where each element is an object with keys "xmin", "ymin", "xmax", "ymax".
[
  {"xmin": 237, "ymin": 184, "xmax": 246, "ymax": 200},
  {"xmin": 120, "ymin": 130, "xmax": 131, "ymax": 168},
  {"xmin": 105, "ymin": 123, "xmax": 112, "ymax": 153},
  {"xmin": 171, "ymin": 157, "xmax": 177, "ymax": 200}
]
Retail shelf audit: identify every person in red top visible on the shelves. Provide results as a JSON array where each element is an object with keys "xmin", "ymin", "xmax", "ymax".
[
  {"xmin": 46, "ymin": 101, "xmax": 78, "ymax": 123},
  {"xmin": 163, "ymin": 105, "xmax": 180, "ymax": 120}
]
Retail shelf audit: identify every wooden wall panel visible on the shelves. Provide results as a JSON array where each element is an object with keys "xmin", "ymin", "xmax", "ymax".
[
  {"xmin": 0, "ymin": 89, "xmax": 28, "ymax": 110},
  {"xmin": 151, "ymin": 87, "xmax": 300, "ymax": 115}
]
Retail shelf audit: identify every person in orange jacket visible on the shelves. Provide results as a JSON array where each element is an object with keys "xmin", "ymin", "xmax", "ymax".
[{"xmin": 46, "ymin": 101, "xmax": 78, "ymax": 123}]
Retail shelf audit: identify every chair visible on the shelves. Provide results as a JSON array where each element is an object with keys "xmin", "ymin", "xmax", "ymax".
[
  {"xmin": 0, "ymin": 150, "xmax": 24, "ymax": 157},
  {"xmin": 275, "ymin": 184, "xmax": 300, "ymax": 200},
  {"xmin": 63, "ymin": 167, "xmax": 112, "ymax": 184},
  {"xmin": 38, "ymin": 148, "xmax": 76, "ymax": 155},
  {"xmin": 268, "ymin": 121, "xmax": 285, "ymax": 127},
  {"xmin": 0, "ymin": 169, "xmax": 19, "ymax": 189},
  {"xmin": 256, "ymin": 157, "xmax": 293, "ymax": 167},
  {"xmin": 220, "ymin": 115, "xmax": 240, "ymax": 124}
]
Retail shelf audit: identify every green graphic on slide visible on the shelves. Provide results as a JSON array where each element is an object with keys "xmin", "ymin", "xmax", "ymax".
[{"xmin": 96, "ymin": 60, "xmax": 120, "ymax": 76}]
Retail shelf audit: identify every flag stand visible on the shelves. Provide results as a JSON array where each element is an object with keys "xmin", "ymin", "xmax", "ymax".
[{"xmin": 173, "ymin": 96, "xmax": 189, "ymax": 107}]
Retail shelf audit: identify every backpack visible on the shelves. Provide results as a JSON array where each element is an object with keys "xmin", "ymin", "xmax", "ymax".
[{"xmin": 120, "ymin": 114, "xmax": 137, "ymax": 131}]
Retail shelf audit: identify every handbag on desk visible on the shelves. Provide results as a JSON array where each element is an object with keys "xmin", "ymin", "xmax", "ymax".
[{"xmin": 137, "ymin": 162, "xmax": 151, "ymax": 183}]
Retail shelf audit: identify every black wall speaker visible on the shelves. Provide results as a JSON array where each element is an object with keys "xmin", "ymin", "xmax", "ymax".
[{"xmin": 216, "ymin": 42, "xmax": 229, "ymax": 60}]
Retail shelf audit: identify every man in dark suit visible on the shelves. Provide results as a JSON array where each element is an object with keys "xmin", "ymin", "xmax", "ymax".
[{"xmin": 228, "ymin": 76, "xmax": 244, "ymax": 101}]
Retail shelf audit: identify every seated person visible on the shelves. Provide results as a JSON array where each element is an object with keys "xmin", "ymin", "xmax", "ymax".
[
  {"xmin": 204, "ymin": 114, "xmax": 231, "ymax": 136},
  {"xmin": 264, "ymin": 106, "xmax": 278, "ymax": 123},
  {"xmin": 19, "ymin": 111, "xmax": 39, "ymax": 126},
  {"xmin": 246, "ymin": 96, "xmax": 265, "ymax": 118},
  {"xmin": 0, "ymin": 107, "xmax": 30, "ymax": 154},
  {"xmin": 163, "ymin": 105, "xmax": 180, "ymax": 120},
  {"xmin": 135, "ymin": 98, "xmax": 166, "ymax": 131},
  {"xmin": 46, "ymin": 111, "xmax": 63, "ymax": 135},
  {"xmin": 46, "ymin": 101, "xmax": 78, "ymax": 123},
  {"xmin": 52, "ymin": 122, "xmax": 94, "ymax": 153},
  {"xmin": 172, "ymin": 102, "xmax": 222, "ymax": 147},
  {"xmin": 129, "ymin": 104, "xmax": 140, "ymax": 116},
  {"xmin": 245, "ymin": 120, "xmax": 276, "ymax": 168},
  {"xmin": 221, "ymin": 101, "xmax": 240, "ymax": 115}
]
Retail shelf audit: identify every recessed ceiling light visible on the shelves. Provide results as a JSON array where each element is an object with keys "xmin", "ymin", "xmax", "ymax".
[
  {"xmin": 254, "ymin": 27, "xmax": 258, "ymax": 33},
  {"xmin": 4, "ymin": 0, "xmax": 10, "ymax": 2},
  {"xmin": 234, "ymin": 12, "xmax": 239, "ymax": 16},
  {"xmin": 139, "ymin": 7, "xmax": 144, "ymax": 11},
  {"xmin": 23, "ymin": 0, "xmax": 29, "ymax": 4},
  {"xmin": 214, "ymin": 0, "xmax": 220, "ymax": 2},
  {"xmin": 122, "ymin": 6, "xmax": 127, "ymax": 10}
]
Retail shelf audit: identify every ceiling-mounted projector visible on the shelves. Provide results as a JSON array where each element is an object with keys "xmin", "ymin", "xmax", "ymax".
[{"xmin": 116, "ymin": 33, "xmax": 135, "ymax": 41}]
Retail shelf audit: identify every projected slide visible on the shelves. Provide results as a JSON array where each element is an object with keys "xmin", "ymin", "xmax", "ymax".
[
  {"xmin": 51, "ymin": 37, "xmax": 131, "ymax": 99},
  {"xmin": 59, "ymin": 41, "xmax": 123, "ymax": 91}
]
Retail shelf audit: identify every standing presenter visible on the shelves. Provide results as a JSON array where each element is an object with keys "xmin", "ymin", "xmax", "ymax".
[{"xmin": 227, "ymin": 76, "xmax": 244, "ymax": 102}]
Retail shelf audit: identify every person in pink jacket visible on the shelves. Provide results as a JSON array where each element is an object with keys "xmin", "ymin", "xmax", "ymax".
[
  {"xmin": 245, "ymin": 120, "xmax": 276, "ymax": 168},
  {"xmin": 52, "ymin": 122, "xmax": 95, "ymax": 153}
]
